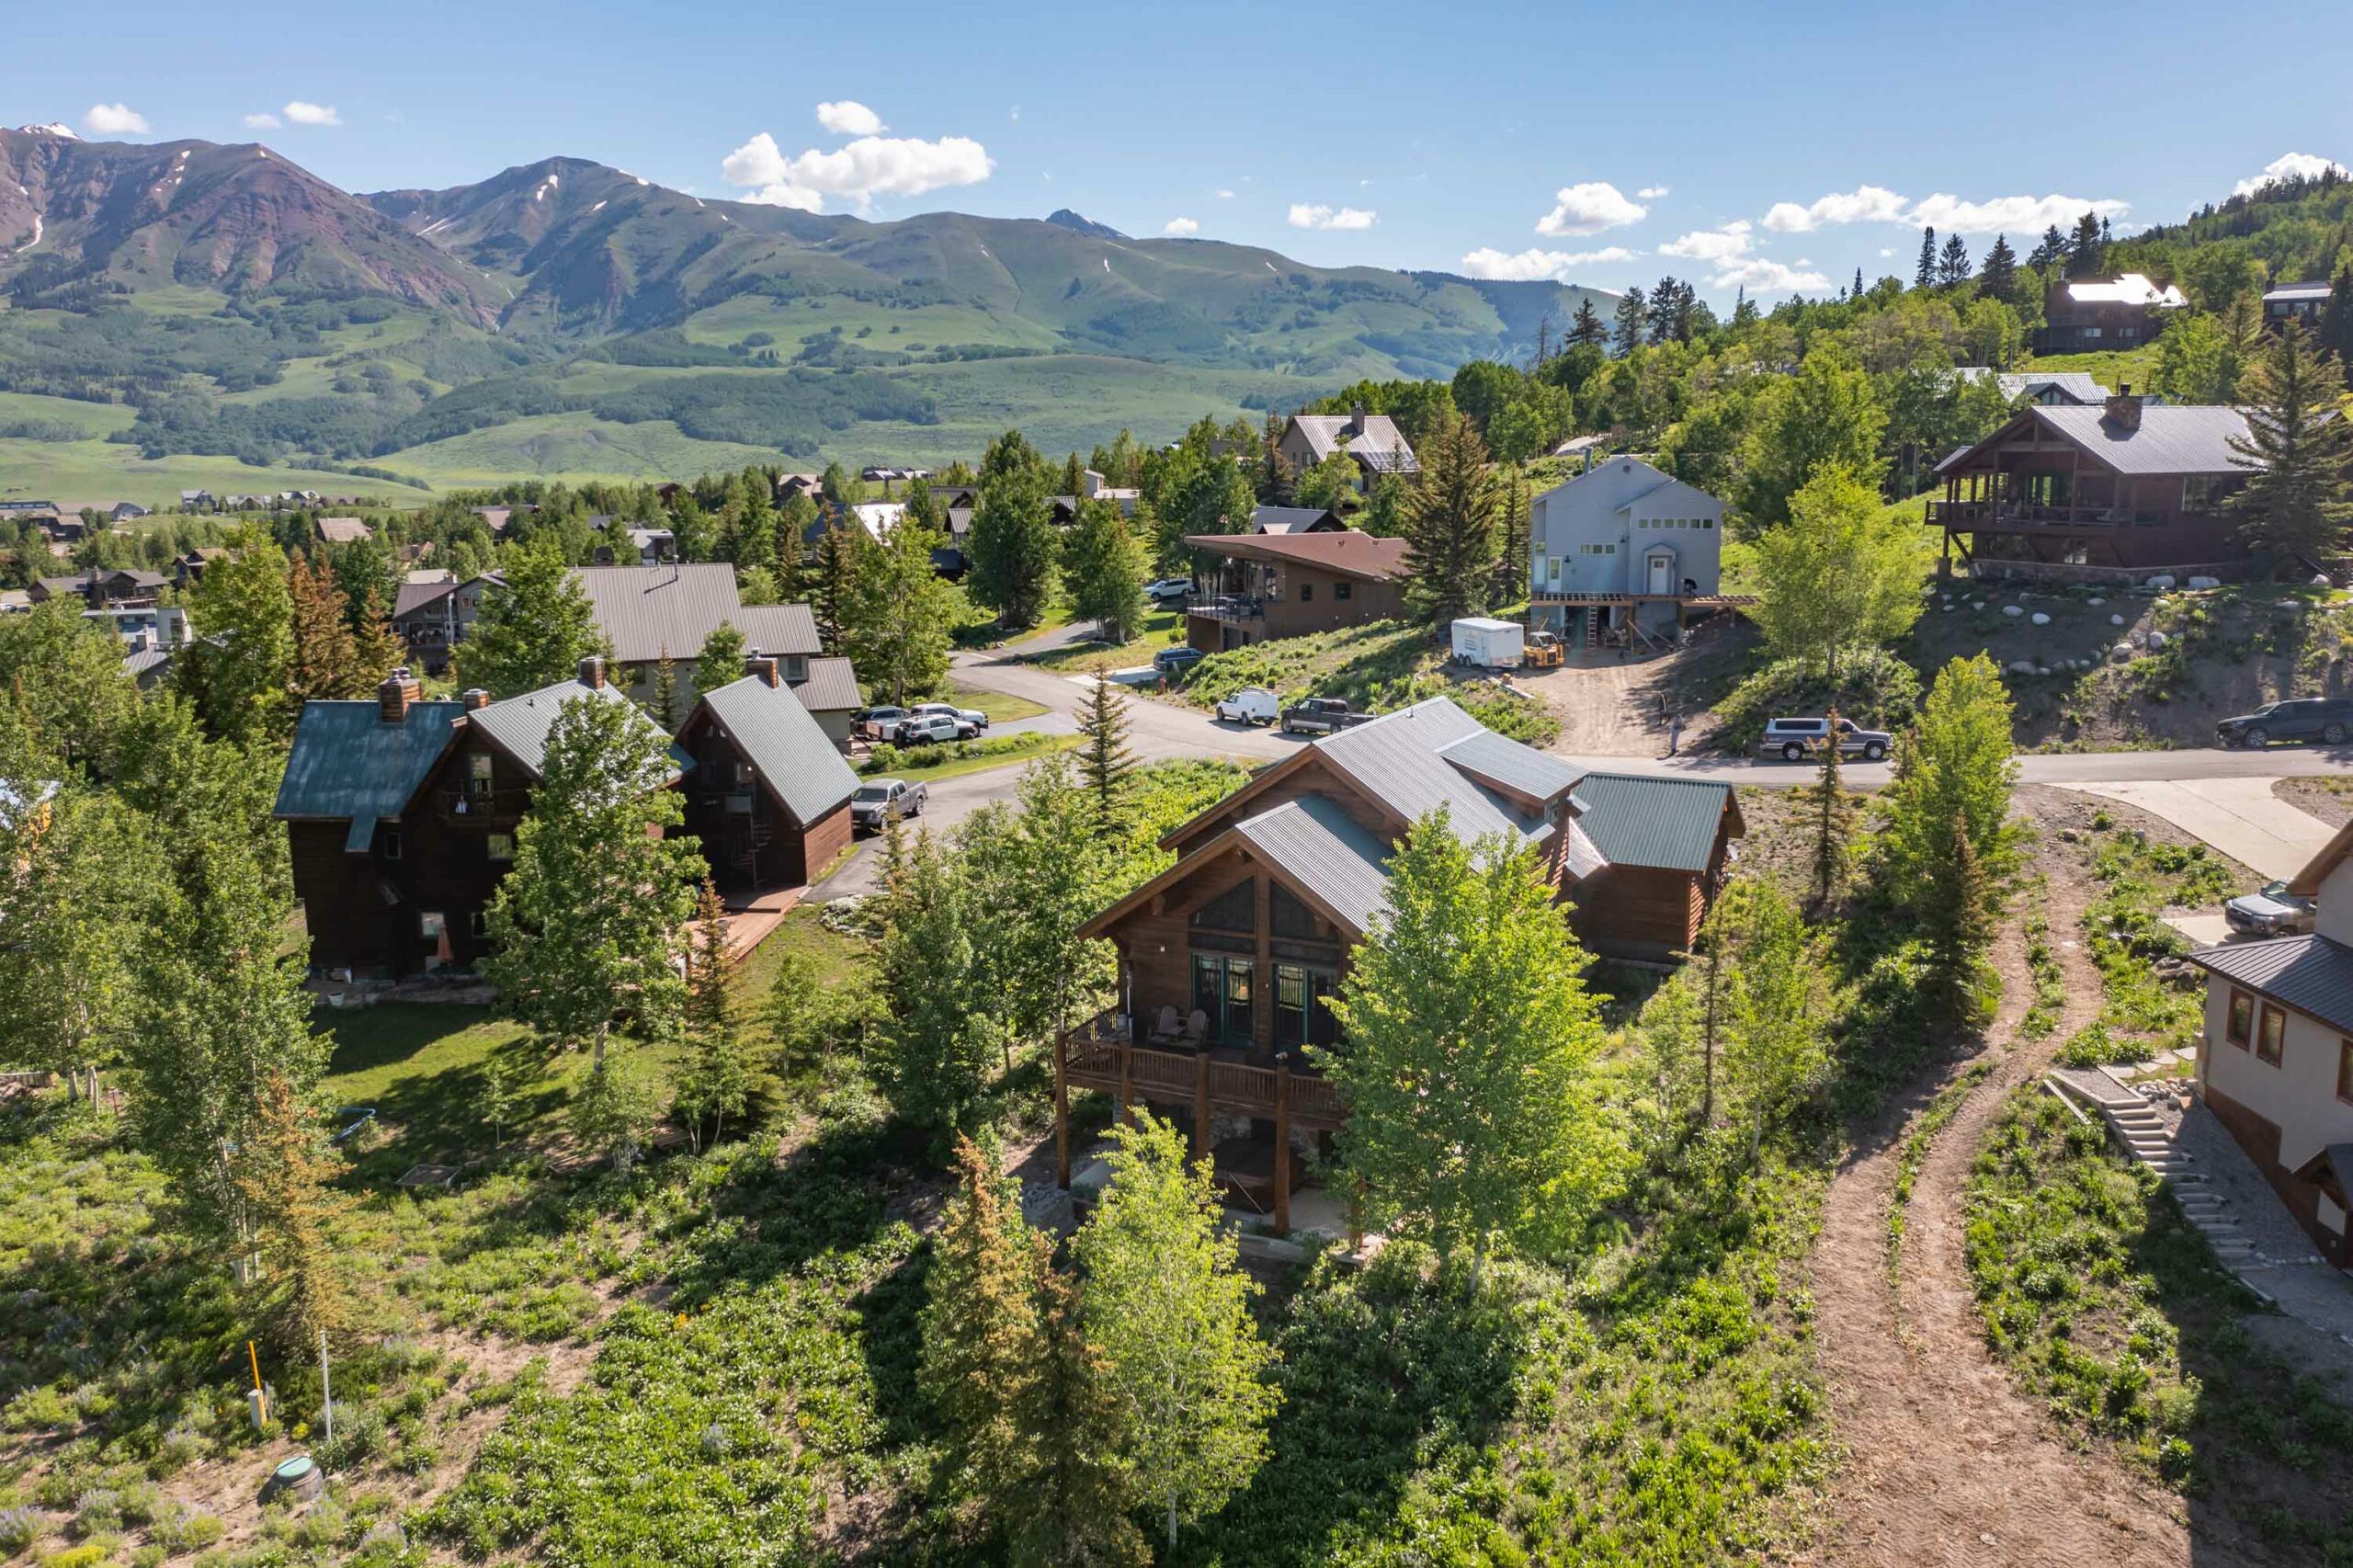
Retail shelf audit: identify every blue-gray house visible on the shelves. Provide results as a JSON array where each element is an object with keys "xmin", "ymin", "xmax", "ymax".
[{"xmin": 1528, "ymin": 457, "xmax": 1727, "ymax": 643}]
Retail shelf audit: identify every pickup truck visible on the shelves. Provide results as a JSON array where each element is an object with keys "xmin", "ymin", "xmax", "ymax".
[
  {"xmin": 1279, "ymin": 697, "xmax": 1370, "ymax": 735},
  {"xmin": 850, "ymin": 778, "xmax": 926, "ymax": 833}
]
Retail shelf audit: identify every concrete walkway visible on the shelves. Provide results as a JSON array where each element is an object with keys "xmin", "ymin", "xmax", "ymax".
[{"xmin": 2048, "ymin": 776, "xmax": 2337, "ymax": 880}]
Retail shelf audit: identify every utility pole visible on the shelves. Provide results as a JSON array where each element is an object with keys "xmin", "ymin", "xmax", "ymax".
[{"xmin": 318, "ymin": 1328, "xmax": 334, "ymax": 1448}]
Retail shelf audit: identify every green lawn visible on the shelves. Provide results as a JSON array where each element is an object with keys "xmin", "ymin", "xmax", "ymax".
[
  {"xmin": 858, "ymin": 730, "xmax": 1081, "ymax": 785},
  {"xmin": 1025, "ymin": 607, "xmax": 1189, "ymax": 674},
  {"xmin": 941, "ymin": 679, "xmax": 1048, "ymax": 723}
]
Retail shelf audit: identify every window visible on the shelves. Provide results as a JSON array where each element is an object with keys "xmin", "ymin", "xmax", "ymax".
[
  {"xmin": 1191, "ymin": 953, "xmax": 1254, "ymax": 1045},
  {"xmin": 1188, "ymin": 878, "xmax": 1256, "ymax": 933},
  {"xmin": 1270, "ymin": 883, "xmax": 1324, "ymax": 940},
  {"xmin": 1546, "ymin": 557, "xmax": 1561, "ymax": 584},
  {"xmin": 381, "ymin": 828, "xmax": 403, "ymax": 862},
  {"xmin": 469, "ymin": 910, "xmax": 490, "ymax": 938},
  {"xmin": 1702, "ymin": 518, "xmax": 1714, "ymax": 529},
  {"xmin": 1274, "ymin": 962, "xmax": 1339, "ymax": 1050},
  {"xmin": 2227, "ymin": 988, "xmax": 2252, "ymax": 1048},
  {"xmin": 1334, "ymin": 581, "xmax": 1351, "ymax": 600},
  {"xmin": 1299, "ymin": 582, "xmax": 1314, "ymax": 602},
  {"xmin": 2257, "ymin": 1004, "xmax": 2286, "ymax": 1066},
  {"xmin": 486, "ymin": 833, "xmax": 515, "ymax": 863},
  {"xmin": 468, "ymin": 754, "xmax": 494, "ymax": 782},
  {"xmin": 2339, "ymin": 1040, "xmax": 2353, "ymax": 1106}
]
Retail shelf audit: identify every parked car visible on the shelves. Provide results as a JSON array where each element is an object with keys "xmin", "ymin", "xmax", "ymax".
[
  {"xmin": 850, "ymin": 778, "xmax": 926, "ymax": 832},
  {"xmin": 2216, "ymin": 698, "xmax": 2353, "ymax": 748},
  {"xmin": 910, "ymin": 699, "xmax": 988, "ymax": 731},
  {"xmin": 2226, "ymin": 880, "xmax": 2317, "ymax": 937},
  {"xmin": 1154, "ymin": 645, "xmax": 1207, "ymax": 677},
  {"xmin": 856, "ymin": 705, "xmax": 910, "ymax": 741},
  {"xmin": 1145, "ymin": 576, "xmax": 1193, "ymax": 606},
  {"xmin": 1214, "ymin": 687, "xmax": 1281, "ymax": 725},
  {"xmin": 1756, "ymin": 715, "xmax": 1892, "ymax": 763},
  {"xmin": 893, "ymin": 713, "xmax": 978, "ymax": 744},
  {"xmin": 1279, "ymin": 697, "xmax": 1369, "ymax": 735}
]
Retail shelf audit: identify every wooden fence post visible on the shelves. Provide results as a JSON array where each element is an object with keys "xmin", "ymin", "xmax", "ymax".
[
  {"xmin": 1192, "ymin": 1051, "xmax": 1211, "ymax": 1164},
  {"xmin": 1117, "ymin": 1043, "xmax": 1134, "ymax": 1129},
  {"xmin": 1273, "ymin": 1053, "xmax": 1291, "ymax": 1236}
]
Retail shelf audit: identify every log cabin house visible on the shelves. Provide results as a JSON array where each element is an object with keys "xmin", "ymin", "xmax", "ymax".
[
  {"xmin": 1927, "ymin": 391, "xmax": 2254, "ymax": 582},
  {"xmin": 1054, "ymin": 698, "xmax": 1741, "ymax": 1229},
  {"xmin": 673, "ymin": 655, "xmax": 858, "ymax": 892}
]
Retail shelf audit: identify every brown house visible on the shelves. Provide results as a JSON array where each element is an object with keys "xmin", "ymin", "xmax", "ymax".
[
  {"xmin": 1184, "ymin": 529, "xmax": 1409, "ymax": 652},
  {"xmin": 275, "ymin": 659, "xmax": 677, "ymax": 979},
  {"xmin": 1053, "ymin": 698, "xmax": 1740, "ymax": 1227},
  {"xmin": 2031, "ymin": 274, "xmax": 2186, "ymax": 355},
  {"xmin": 673, "ymin": 655, "xmax": 859, "ymax": 892},
  {"xmin": 1276, "ymin": 405, "xmax": 1420, "ymax": 489},
  {"xmin": 1927, "ymin": 392, "xmax": 2255, "ymax": 581}
]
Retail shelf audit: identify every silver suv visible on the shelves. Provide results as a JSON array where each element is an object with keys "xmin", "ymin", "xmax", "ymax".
[{"xmin": 1757, "ymin": 715, "xmax": 1891, "ymax": 763}]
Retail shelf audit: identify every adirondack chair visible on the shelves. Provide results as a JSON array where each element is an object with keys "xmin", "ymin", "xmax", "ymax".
[
  {"xmin": 1147, "ymin": 1005, "xmax": 1182, "ymax": 1046},
  {"xmin": 1179, "ymin": 1009, "xmax": 1211, "ymax": 1047}
]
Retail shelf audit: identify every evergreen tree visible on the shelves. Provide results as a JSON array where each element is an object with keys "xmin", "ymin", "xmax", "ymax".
[
  {"xmin": 1015, "ymin": 1259, "xmax": 1148, "ymax": 1568},
  {"xmin": 808, "ymin": 520, "xmax": 863, "ymax": 655},
  {"xmin": 1492, "ymin": 463, "xmax": 1529, "ymax": 606},
  {"xmin": 1061, "ymin": 499, "xmax": 1150, "ymax": 644},
  {"xmin": 1074, "ymin": 676, "xmax": 1138, "ymax": 834},
  {"xmin": 2321, "ymin": 269, "xmax": 2353, "ymax": 369},
  {"xmin": 234, "ymin": 1070, "xmax": 353, "ymax": 1352},
  {"xmin": 875, "ymin": 826, "xmax": 997, "ymax": 1136},
  {"xmin": 352, "ymin": 588, "xmax": 405, "ymax": 692},
  {"xmin": 1978, "ymin": 233, "xmax": 2018, "ymax": 298},
  {"xmin": 674, "ymin": 880, "xmax": 752, "ymax": 1149},
  {"xmin": 1915, "ymin": 226, "xmax": 1938, "ymax": 290},
  {"xmin": 483, "ymin": 694, "xmax": 702, "ymax": 1064},
  {"xmin": 2226, "ymin": 320, "xmax": 2353, "ymax": 565},
  {"xmin": 846, "ymin": 510, "xmax": 955, "ymax": 705},
  {"xmin": 650, "ymin": 645, "xmax": 679, "ymax": 731},
  {"xmin": 1937, "ymin": 233, "xmax": 1972, "ymax": 287},
  {"xmin": 1852, "ymin": 267, "xmax": 1866, "ymax": 302},
  {"xmin": 2029, "ymin": 224, "xmax": 2068, "ymax": 270},
  {"xmin": 1073, "ymin": 1114, "xmax": 1279, "ymax": 1550},
  {"xmin": 455, "ymin": 538, "xmax": 599, "ymax": 697},
  {"xmin": 1399, "ymin": 415, "xmax": 1501, "ymax": 630},
  {"xmin": 820, "ymin": 461, "xmax": 850, "ymax": 505},
  {"xmin": 288, "ymin": 554, "xmax": 372, "ymax": 704},
  {"xmin": 1611, "ymin": 285, "xmax": 1648, "ymax": 356},
  {"xmin": 2066, "ymin": 210, "xmax": 2105, "ymax": 278},
  {"xmin": 1878, "ymin": 654, "xmax": 2026, "ymax": 995},
  {"xmin": 1807, "ymin": 707, "xmax": 1855, "ymax": 913},
  {"xmin": 1566, "ymin": 295, "xmax": 1607, "ymax": 349},
  {"xmin": 1646, "ymin": 275, "xmax": 1684, "ymax": 345},
  {"xmin": 969, "ymin": 430, "xmax": 1060, "ymax": 628},
  {"xmin": 694, "ymin": 619, "xmax": 749, "ymax": 701},
  {"xmin": 1324, "ymin": 813, "xmax": 1618, "ymax": 1278}
]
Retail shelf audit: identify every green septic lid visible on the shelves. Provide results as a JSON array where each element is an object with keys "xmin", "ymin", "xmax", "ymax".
[{"xmin": 274, "ymin": 1457, "xmax": 316, "ymax": 1482}]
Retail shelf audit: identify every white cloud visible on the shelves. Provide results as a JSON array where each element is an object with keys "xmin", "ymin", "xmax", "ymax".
[
  {"xmin": 1905, "ymin": 191, "xmax": 2126, "ymax": 234},
  {"xmin": 1636, "ymin": 186, "xmax": 1670, "ymax": 199},
  {"xmin": 1761, "ymin": 184, "xmax": 1907, "ymax": 233},
  {"xmin": 2234, "ymin": 152, "xmax": 2349, "ymax": 198},
  {"xmin": 83, "ymin": 103, "xmax": 149, "ymax": 134},
  {"xmin": 721, "ymin": 130, "xmax": 993, "ymax": 212},
  {"xmin": 1288, "ymin": 203, "xmax": 1376, "ymax": 231},
  {"xmin": 1459, "ymin": 245, "xmax": 1641, "ymax": 281},
  {"xmin": 1009, "ymin": 105, "xmax": 1020, "ymax": 122},
  {"xmin": 815, "ymin": 100, "xmax": 884, "ymax": 136},
  {"xmin": 1535, "ymin": 181, "xmax": 1647, "ymax": 236},
  {"xmin": 1659, "ymin": 221, "xmax": 1753, "ymax": 263},
  {"xmin": 1711, "ymin": 258, "xmax": 1830, "ymax": 294},
  {"xmin": 282, "ymin": 101, "xmax": 341, "ymax": 127},
  {"xmin": 1163, "ymin": 216, "xmax": 1199, "ymax": 236},
  {"xmin": 1878, "ymin": 247, "xmax": 1894, "ymax": 258},
  {"xmin": 243, "ymin": 112, "xmax": 281, "ymax": 130},
  {"xmin": 1214, "ymin": 188, "xmax": 1234, "ymax": 199}
]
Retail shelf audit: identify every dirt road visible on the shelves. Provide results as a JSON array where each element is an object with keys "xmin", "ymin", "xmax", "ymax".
[{"xmin": 1809, "ymin": 791, "xmax": 2230, "ymax": 1567}]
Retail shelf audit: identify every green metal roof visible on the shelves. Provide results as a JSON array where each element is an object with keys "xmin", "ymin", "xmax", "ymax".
[
  {"xmin": 1572, "ymin": 772, "xmax": 1733, "ymax": 874},
  {"xmin": 274, "ymin": 700, "xmax": 463, "ymax": 826}
]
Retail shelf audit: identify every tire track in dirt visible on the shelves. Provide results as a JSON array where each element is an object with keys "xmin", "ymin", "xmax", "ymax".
[{"xmin": 1809, "ymin": 791, "xmax": 2235, "ymax": 1567}]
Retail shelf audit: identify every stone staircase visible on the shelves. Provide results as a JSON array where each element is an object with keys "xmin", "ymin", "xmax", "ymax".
[{"xmin": 2050, "ymin": 1074, "xmax": 2260, "ymax": 1268}]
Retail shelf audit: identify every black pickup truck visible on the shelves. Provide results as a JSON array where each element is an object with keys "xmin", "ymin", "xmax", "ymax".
[{"xmin": 1279, "ymin": 697, "xmax": 1372, "ymax": 735}]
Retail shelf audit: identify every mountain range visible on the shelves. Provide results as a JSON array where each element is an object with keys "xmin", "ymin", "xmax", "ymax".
[{"xmin": 0, "ymin": 127, "xmax": 1611, "ymax": 499}]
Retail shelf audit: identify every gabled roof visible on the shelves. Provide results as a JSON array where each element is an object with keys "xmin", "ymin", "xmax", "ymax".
[
  {"xmin": 2288, "ymin": 814, "xmax": 2353, "ymax": 896},
  {"xmin": 273, "ymin": 699, "xmax": 465, "ymax": 832},
  {"xmin": 1287, "ymin": 412, "xmax": 1420, "ymax": 472},
  {"xmin": 392, "ymin": 580, "xmax": 458, "ymax": 619},
  {"xmin": 1573, "ymin": 772, "xmax": 1739, "ymax": 874},
  {"xmin": 1314, "ymin": 699, "xmax": 1552, "ymax": 846},
  {"xmin": 1435, "ymin": 726, "xmax": 1587, "ymax": 805},
  {"xmin": 1940, "ymin": 403, "xmax": 2253, "ymax": 478},
  {"xmin": 315, "ymin": 517, "xmax": 371, "ymax": 545},
  {"xmin": 1234, "ymin": 796, "xmax": 1393, "ymax": 937},
  {"xmin": 1955, "ymin": 367, "xmax": 2111, "ymax": 404},
  {"xmin": 2266, "ymin": 279, "xmax": 2336, "ymax": 303},
  {"xmin": 1183, "ymin": 528, "xmax": 1410, "ymax": 583},
  {"xmin": 791, "ymin": 655, "xmax": 862, "ymax": 713},
  {"xmin": 465, "ymin": 678, "xmax": 669, "ymax": 783},
  {"xmin": 2188, "ymin": 933, "xmax": 2353, "ymax": 1036},
  {"xmin": 570, "ymin": 564, "xmax": 822, "ymax": 664},
  {"xmin": 693, "ymin": 676, "xmax": 859, "ymax": 825},
  {"xmin": 2061, "ymin": 274, "xmax": 2187, "ymax": 309},
  {"xmin": 1250, "ymin": 505, "xmax": 1342, "ymax": 535}
]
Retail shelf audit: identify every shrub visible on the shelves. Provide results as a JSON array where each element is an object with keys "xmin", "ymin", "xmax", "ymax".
[
  {"xmin": 1713, "ymin": 649, "xmax": 1923, "ymax": 751},
  {"xmin": 0, "ymin": 1508, "xmax": 40, "ymax": 1554},
  {"xmin": 151, "ymin": 1506, "xmax": 223, "ymax": 1554}
]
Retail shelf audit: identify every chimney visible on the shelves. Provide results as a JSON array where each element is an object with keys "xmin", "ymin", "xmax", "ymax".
[
  {"xmin": 578, "ymin": 654, "xmax": 606, "ymax": 689},
  {"xmin": 378, "ymin": 666, "xmax": 420, "ymax": 724},
  {"xmin": 2104, "ymin": 383, "xmax": 2143, "ymax": 432},
  {"xmin": 745, "ymin": 649, "xmax": 780, "ymax": 687},
  {"xmin": 1348, "ymin": 401, "xmax": 1368, "ymax": 437},
  {"xmin": 461, "ymin": 687, "xmax": 492, "ymax": 711}
]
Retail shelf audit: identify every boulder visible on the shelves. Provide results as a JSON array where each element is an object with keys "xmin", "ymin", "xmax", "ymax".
[
  {"xmin": 2109, "ymin": 613, "xmax": 2127, "ymax": 626},
  {"xmin": 2031, "ymin": 612, "xmax": 2052, "ymax": 626},
  {"xmin": 2146, "ymin": 574, "xmax": 2177, "ymax": 589},
  {"xmin": 2187, "ymin": 574, "xmax": 2222, "ymax": 590},
  {"xmin": 2036, "ymin": 665, "xmax": 2052, "ymax": 676},
  {"xmin": 2112, "ymin": 642, "xmax": 2133, "ymax": 662},
  {"xmin": 2007, "ymin": 659, "xmax": 2035, "ymax": 676},
  {"xmin": 2002, "ymin": 604, "xmax": 2025, "ymax": 618},
  {"xmin": 2279, "ymin": 597, "xmax": 2302, "ymax": 609},
  {"xmin": 1970, "ymin": 599, "xmax": 1988, "ymax": 610},
  {"xmin": 2087, "ymin": 596, "xmax": 2106, "ymax": 606},
  {"xmin": 2147, "ymin": 630, "xmax": 2170, "ymax": 649}
]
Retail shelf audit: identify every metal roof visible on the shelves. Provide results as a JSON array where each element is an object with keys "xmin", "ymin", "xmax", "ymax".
[
  {"xmin": 1235, "ymin": 795, "xmax": 1393, "ymax": 936},
  {"xmin": 1436, "ymin": 727, "xmax": 1588, "ymax": 803},
  {"xmin": 392, "ymin": 580, "xmax": 457, "ymax": 619},
  {"xmin": 1250, "ymin": 505, "xmax": 1342, "ymax": 535},
  {"xmin": 467, "ymin": 677, "xmax": 668, "ymax": 783},
  {"xmin": 698, "ymin": 676, "xmax": 859, "ymax": 825},
  {"xmin": 571, "ymin": 564, "xmax": 822, "ymax": 664},
  {"xmin": 2033, "ymin": 404, "xmax": 2252, "ymax": 476},
  {"xmin": 1182, "ymin": 528, "xmax": 1411, "ymax": 583},
  {"xmin": 791, "ymin": 655, "xmax": 862, "ymax": 713},
  {"xmin": 2062, "ymin": 274, "xmax": 2187, "ymax": 308},
  {"xmin": 1318, "ymin": 699, "xmax": 1544, "ymax": 846},
  {"xmin": 273, "ymin": 699, "xmax": 463, "ymax": 831},
  {"xmin": 1571, "ymin": 771, "xmax": 1735, "ymax": 873},
  {"xmin": 2266, "ymin": 280, "xmax": 2336, "ymax": 302},
  {"xmin": 2189, "ymin": 934, "xmax": 2353, "ymax": 1036},
  {"xmin": 1289, "ymin": 413, "xmax": 1420, "ymax": 472}
]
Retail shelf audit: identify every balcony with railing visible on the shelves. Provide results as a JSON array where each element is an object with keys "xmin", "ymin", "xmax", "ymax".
[
  {"xmin": 1186, "ymin": 595, "xmax": 1267, "ymax": 625},
  {"xmin": 1926, "ymin": 498, "xmax": 2168, "ymax": 531},
  {"xmin": 430, "ymin": 785, "xmax": 532, "ymax": 824},
  {"xmin": 1056, "ymin": 1008, "xmax": 1345, "ymax": 1131}
]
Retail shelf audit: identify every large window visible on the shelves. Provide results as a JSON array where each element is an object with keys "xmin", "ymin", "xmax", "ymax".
[
  {"xmin": 1188, "ymin": 878, "xmax": 1256, "ymax": 933},
  {"xmin": 1192, "ymin": 954, "xmax": 1254, "ymax": 1045},
  {"xmin": 2227, "ymin": 989, "xmax": 2253, "ymax": 1049},
  {"xmin": 1274, "ymin": 962, "xmax": 1339, "ymax": 1051},
  {"xmin": 2257, "ymin": 1004, "xmax": 2286, "ymax": 1067}
]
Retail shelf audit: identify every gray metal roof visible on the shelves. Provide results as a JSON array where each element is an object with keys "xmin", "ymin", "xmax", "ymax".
[
  {"xmin": 273, "ymin": 700, "xmax": 464, "ymax": 834},
  {"xmin": 467, "ymin": 677, "xmax": 668, "ymax": 783},
  {"xmin": 2265, "ymin": 280, "xmax": 2336, "ymax": 301},
  {"xmin": 2032, "ymin": 404, "xmax": 2252, "ymax": 476},
  {"xmin": 2188, "ymin": 933, "xmax": 2353, "ymax": 1035},
  {"xmin": 791, "ymin": 655, "xmax": 861, "ymax": 713},
  {"xmin": 1560, "ymin": 818, "xmax": 1608, "ymax": 881},
  {"xmin": 392, "ymin": 580, "xmax": 456, "ymax": 619},
  {"xmin": 698, "ymin": 676, "xmax": 859, "ymax": 825},
  {"xmin": 1572, "ymin": 771, "xmax": 1734, "ymax": 873},
  {"xmin": 1436, "ymin": 727, "xmax": 1587, "ymax": 804},
  {"xmin": 1250, "ymin": 505, "xmax": 1341, "ymax": 535},
  {"xmin": 572, "ymin": 564, "xmax": 821, "ymax": 665},
  {"xmin": 1235, "ymin": 795, "xmax": 1393, "ymax": 936},
  {"xmin": 1290, "ymin": 413, "xmax": 1420, "ymax": 472},
  {"xmin": 1318, "ymin": 699, "xmax": 1543, "ymax": 846}
]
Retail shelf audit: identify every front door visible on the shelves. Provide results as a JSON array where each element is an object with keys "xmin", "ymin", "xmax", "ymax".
[{"xmin": 1647, "ymin": 552, "xmax": 1673, "ymax": 596}]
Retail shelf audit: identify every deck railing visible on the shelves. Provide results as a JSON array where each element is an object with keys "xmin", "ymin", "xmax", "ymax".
[
  {"xmin": 1057, "ymin": 1009, "xmax": 1346, "ymax": 1131},
  {"xmin": 1926, "ymin": 499, "xmax": 2168, "ymax": 530},
  {"xmin": 1187, "ymin": 596, "xmax": 1267, "ymax": 623}
]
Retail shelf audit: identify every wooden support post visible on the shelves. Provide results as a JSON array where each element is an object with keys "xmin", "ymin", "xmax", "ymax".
[
  {"xmin": 1054, "ymin": 1030, "xmax": 1071, "ymax": 1189},
  {"xmin": 1192, "ymin": 1051, "xmax": 1211, "ymax": 1164},
  {"xmin": 1117, "ymin": 1043, "xmax": 1134, "ymax": 1129},
  {"xmin": 1347, "ymin": 1174, "xmax": 1364, "ymax": 1254},
  {"xmin": 1273, "ymin": 1054, "xmax": 1291, "ymax": 1236}
]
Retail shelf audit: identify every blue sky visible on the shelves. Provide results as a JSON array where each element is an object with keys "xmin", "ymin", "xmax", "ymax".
[{"xmin": 19, "ymin": 0, "xmax": 2350, "ymax": 304}]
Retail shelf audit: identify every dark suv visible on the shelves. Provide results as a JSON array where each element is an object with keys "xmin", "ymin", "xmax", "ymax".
[{"xmin": 2216, "ymin": 698, "xmax": 2353, "ymax": 748}]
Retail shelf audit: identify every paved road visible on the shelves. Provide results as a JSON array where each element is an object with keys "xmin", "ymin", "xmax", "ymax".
[{"xmin": 2049, "ymin": 777, "xmax": 2338, "ymax": 881}]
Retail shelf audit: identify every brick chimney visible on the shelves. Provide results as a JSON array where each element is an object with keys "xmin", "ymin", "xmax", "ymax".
[
  {"xmin": 378, "ymin": 667, "xmax": 420, "ymax": 724},
  {"xmin": 461, "ymin": 687, "xmax": 492, "ymax": 711},
  {"xmin": 1348, "ymin": 401, "xmax": 1368, "ymax": 437},
  {"xmin": 745, "ymin": 649, "xmax": 780, "ymax": 687},
  {"xmin": 578, "ymin": 655, "xmax": 606, "ymax": 689},
  {"xmin": 2103, "ymin": 382, "xmax": 2143, "ymax": 432}
]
